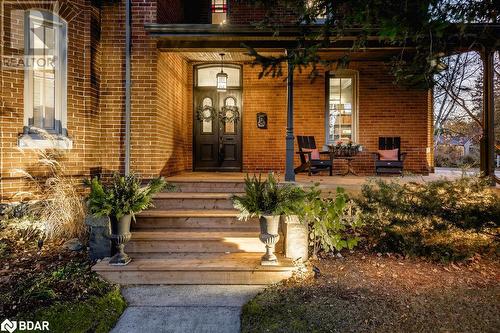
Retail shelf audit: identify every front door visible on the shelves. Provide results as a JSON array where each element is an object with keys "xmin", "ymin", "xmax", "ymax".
[{"xmin": 194, "ymin": 88, "xmax": 242, "ymax": 171}]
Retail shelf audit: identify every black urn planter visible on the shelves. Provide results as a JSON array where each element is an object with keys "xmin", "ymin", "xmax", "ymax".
[{"xmin": 109, "ymin": 214, "xmax": 132, "ymax": 266}]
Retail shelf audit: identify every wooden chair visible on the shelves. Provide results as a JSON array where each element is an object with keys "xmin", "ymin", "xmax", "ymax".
[
  {"xmin": 295, "ymin": 136, "xmax": 333, "ymax": 176},
  {"xmin": 372, "ymin": 137, "xmax": 407, "ymax": 175}
]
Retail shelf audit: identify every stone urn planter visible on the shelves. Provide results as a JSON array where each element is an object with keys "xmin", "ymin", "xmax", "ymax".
[
  {"xmin": 109, "ymin": 214, "xmax": 132, "ymax": 266},
  {"xmin": 259, "ymin": 215, "xmax": 280, "ymax": 265}
]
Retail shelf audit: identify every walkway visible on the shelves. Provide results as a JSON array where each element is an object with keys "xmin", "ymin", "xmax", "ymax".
[{"xmin": 111, "ymin": 285, "xmax": 264, "ymax": 333}]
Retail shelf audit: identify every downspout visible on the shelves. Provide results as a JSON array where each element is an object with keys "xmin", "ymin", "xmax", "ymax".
[{"xmin": 124, "ymin": 0, "xmax": 131, "ymax": 175}]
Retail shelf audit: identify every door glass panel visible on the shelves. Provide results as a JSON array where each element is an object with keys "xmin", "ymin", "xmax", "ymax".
[
  {"xmin": 223, "ymin": 97, "xmax": 236, "ymax": 134},
  {"xmin": 201, "ymin": 97, "xmax": 213, "ymax": 133}
]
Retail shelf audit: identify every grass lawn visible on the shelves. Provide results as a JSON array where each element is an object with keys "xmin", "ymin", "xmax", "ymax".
[
  {"xmin": 242, "ymin": 252, "xmax": 500, "ymax": 333},
  {"xmin": 0, "ymin": 221, "xmax": 126, "ymax": 333}
]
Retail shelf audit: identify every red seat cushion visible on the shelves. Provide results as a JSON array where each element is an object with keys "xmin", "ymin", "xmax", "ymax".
[
  {"xmin": 378, "ymin": 148, "xmax": 399, "ymax": 161},
  {"xmin": 302, "ymin": 148, "xmax": 320, "ymax": 161}
]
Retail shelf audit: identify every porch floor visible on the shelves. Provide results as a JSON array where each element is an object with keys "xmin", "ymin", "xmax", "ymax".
[{"xmin": 167, "ymin": 167, "xmax": 500, "ymax": 194}]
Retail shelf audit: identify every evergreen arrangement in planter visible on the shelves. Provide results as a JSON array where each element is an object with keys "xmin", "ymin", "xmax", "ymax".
[
  {"xmin": 232, "ymin": 173, "xmax": 307, "ymax": 265},
  {"xmin": 86, "ymin": 173, "xmax": 167, "ymax": 265},
  {"xmin": 330, "ymin": 140, "xmax": 362, "ymax": 157}
]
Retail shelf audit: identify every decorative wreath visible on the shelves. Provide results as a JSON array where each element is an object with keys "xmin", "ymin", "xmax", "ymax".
[
  {"xmin": 196, "ymin": 105, "xmax": 216, "ymax": 121},
  {"xmin": 219, "ymin": 106, "xmax": 240, "ymax": 123}
]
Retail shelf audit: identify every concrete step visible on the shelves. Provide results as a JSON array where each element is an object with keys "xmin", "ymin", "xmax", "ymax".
[
  {"xmin": 169, "ymin": 181, "xmax": 245, "ymax": 193},
  {"xmin": 134, "ymin": 210, "xmax": 258, "ymax": 230},
  {"xmin": 152, "ymin": 192, "xmax": 235, "ymax": 210},
  {"xmin": 125, "ymin": 230, "xmax": 263, "ymax": 253},
  {"xmin": 92, "ymin": 253, "xmax": 296, "ymax": 285}
]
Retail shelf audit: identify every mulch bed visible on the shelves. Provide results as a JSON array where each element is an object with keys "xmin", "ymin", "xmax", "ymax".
[
  {"xmin": 0, "ymin": 231, "xmax": 111, "ymax": 319},
  {"xmin": 242, "ymin": 251, "xmax": 500, "ymax": 333}
]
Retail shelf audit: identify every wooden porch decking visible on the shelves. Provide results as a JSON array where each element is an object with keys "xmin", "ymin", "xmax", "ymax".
[{"xmin": 166, "ymin": 168, "xmax": 500, "ymax": 194}]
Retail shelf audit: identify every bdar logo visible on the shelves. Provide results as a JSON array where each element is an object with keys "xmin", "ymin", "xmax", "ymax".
[{"xmin": 0, "ymin": 319, "xmax": 17, "ymax": 333}]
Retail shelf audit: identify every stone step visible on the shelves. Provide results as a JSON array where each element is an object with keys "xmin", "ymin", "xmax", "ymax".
[
  {"xmin": 169, "ymin": 181, "xmax": 245, "ymax": 193},
  {"xmin": 92, "ymin": 253, "xmax": 296, "ymax": 285},
  {"xmin": 125, "ymin": 230, "xmax": 264, "ymax": 253},
  {"xmin": 134, "ymin": 210, "xmax": 258, "ymax": 230},
  {"xmin": 152, "ymin": 192, "xmax": 235, "ymax": 210}
]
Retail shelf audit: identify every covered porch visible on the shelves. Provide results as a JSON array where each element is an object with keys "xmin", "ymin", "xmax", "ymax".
[
  {"xmin": 154, "ymin": 48, "xmax": 433, "ymax": 178},
  {"xmin": 144, "ymin": 24, "xmax": 498, "ymax": 185}
]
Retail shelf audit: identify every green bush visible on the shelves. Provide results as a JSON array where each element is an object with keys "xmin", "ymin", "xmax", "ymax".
[
  {"xmin": 357, "ymin": 176, "xmax": 500, "ymax": 261},
  {"xmin": 232, "ymin": 173, "xmax": 307, "ymax": 220},
  {"xmin": 302, "ymin": 187, "xmax": 364, "ymax": 256}
]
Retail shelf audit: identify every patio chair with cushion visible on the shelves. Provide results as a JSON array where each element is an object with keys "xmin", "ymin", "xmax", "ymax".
[
  {"xmin": 372, "ymin": 137, "xmax": 406, "ymax": 175},
  {"xmin": 295, "ymin": 136, "xmax": 333, "ymax": 176}
]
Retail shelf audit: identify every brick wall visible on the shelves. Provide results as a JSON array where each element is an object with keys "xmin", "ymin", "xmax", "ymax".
[
  {"xmin": 98, "ymin": 1, "xmax": 125, "ymax": 175},
  {"xmin": 0, "ymin": 0, "xmax": 99, "ymax": 201},
  {"xmin": 157, "ymin": 0, "xmax": 183, "ymax": 23},
  {"xmin": 240, "ymin": 61, "xmax": 431, "ymax": 175},
  {"xmin": 228, "ymin": 0, "xmax": 297, "ymax": 24},
  {"xmin": 129, "ymin": 0, "xmax": 159, "ymax": 177},
  {"xmin": 157, "ymin": 53, "xmax": 192, "ymax": 175}
]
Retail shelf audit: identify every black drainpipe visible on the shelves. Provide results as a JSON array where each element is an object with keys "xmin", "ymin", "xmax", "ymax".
[{"xmin": 124, "ymin": 0, "xmax": 131, "ymax": 175}]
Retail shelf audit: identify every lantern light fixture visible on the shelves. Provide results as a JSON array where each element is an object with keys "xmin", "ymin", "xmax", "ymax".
[{"xmin": 216, "ymin": 53, "xmax": 228, "ymax": 92}]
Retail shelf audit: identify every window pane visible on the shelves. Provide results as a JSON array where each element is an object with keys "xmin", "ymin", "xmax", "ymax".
[
  {"xmin": 197, "ymin": 66, "xmax": 240, "ymax": 87},
  {"xmin": 201, "ymin": 97, "xmax": 213, "ymax": 133},
  {"xmin": 224, "ymin": 97, "xmax": 236, "ymax": 134},
  {"xmin": 33, "ymin": 73, "xmax": 42, "ymax": 127},
  {"xmin": 28, "ymin": 14, "xmax": 60, "ymax": 132},
  {"xmin": 212, "ymin": 0, "xmax": 227, "ymax": 13},
  {"xmin": 329, "ymin": 77, "xmax": 354, "ymax": 142},
  {"xmin": 43, "ymin": 71, "xmax": 55, "ymax": 129}
]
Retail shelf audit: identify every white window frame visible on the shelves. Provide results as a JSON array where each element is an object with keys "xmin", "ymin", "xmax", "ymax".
[
  {"xmin": 23, "ymin": 9, "xmax": 67, "ymax": 137},
  {"xmin": 325, "ymin": 70, "xmax": 359, "ymax": 144}
]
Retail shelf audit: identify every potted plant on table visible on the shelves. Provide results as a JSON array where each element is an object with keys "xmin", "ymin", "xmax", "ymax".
[
  {"xmin": 232, "ymin": 173, "xmax": 307, "ymax": 265},
  {"xmin": 86, "ymin": 173, "xmax": 167, "ymax": 265},
  {"xmin": 331, "ymin": 139, "xmax": 363, "ymax": 157}
]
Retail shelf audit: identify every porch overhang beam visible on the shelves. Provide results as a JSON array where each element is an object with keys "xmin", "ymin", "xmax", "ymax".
[
  {"xmin": 145, "ymin": 23, "xmax": 500, "ymax": 52},
  {"xmin": 153, "ymin": 38, "xmax": 410, "ymax": 50}
]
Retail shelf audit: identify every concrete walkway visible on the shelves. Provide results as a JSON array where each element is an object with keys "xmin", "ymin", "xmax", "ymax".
[{"xmin": 111, "ymin": 285, "xmax": 265, "ymax": 333}]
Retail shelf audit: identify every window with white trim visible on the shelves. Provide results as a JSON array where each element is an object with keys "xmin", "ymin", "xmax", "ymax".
[
  {"xmin": 211, "ymin": 0, "xmax": 227, "ymax": 24},
  {"xmin": 326, "ymin": 71, "xmax": 358, "ymax": 143},
  {"xmin": 24, "ymin": 10, "xmax": 67, "ymax": 136}
]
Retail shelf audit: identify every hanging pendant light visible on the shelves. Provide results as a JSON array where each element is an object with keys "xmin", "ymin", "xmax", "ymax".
[{"xmin": 216, "ymin": 53, "xmax": 228, "ymax": 92}]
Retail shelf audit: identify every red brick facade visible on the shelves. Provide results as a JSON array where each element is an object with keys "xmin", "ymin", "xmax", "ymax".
[{"xmin": 0, "ymin": 1, "xmax": 433, "ymax": 201}]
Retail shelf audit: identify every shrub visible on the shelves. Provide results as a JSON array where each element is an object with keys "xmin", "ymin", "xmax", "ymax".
[
  {"xmin": 434, "ymin": 144, "xmax": 480, "ymax": 168},
  {"xmin": 357, "ymin": 176, "xmax": 500, "ymax": 261},
  {"xmin": 232, "ymin": 173, "xmax": 307, "ymax": 220},
  {"xmin": 11, "ymin": 133, "xmax": 86, "ymax": 240},
  {"xmin": 301, "ymin": 187, "xmax": 364, "ymax": 256}
]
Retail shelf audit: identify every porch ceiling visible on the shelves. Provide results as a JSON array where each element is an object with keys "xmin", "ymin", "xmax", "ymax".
[
  {"xmin": 172, "ymin": 50, "xmax": 283, "ymax": 62},
  {"xmin": 164, "ymin": 49, "xmax": 407, "ymax": 62}
]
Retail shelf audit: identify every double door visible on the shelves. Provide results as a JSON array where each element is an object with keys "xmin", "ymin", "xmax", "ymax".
[{"xmin": 193, "ymin": 88, "xmax": 242, "ymax": 171}]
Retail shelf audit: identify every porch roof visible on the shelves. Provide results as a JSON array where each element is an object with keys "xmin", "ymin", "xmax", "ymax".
[{"xmin": 144, "ymin": 23, "xmax": 500, "ymax": 52}]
